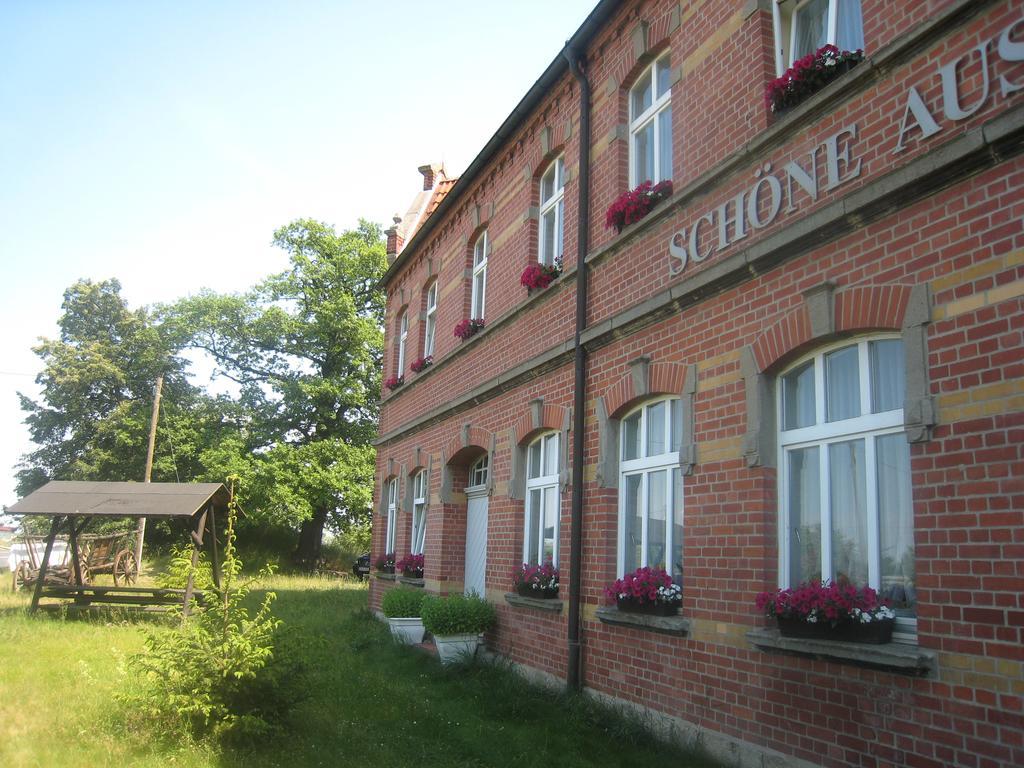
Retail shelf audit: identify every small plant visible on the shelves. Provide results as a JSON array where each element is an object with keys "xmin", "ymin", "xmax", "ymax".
[
  {"xmin": 155, "ymin": 543, "xmax": 214, "ymax": 591},
  {"xmin": 421, "ymin": 592, "xmax": 496, "ymax": 636},
  {"xmin": 605, "ymin": 566, "xmax": 681, "ymax": 607},
  {"xmin": 396, "ymin": 553, "xmax": 424, "ymax": 578},
  {"xmin": 764, "ymin": 44, "xmax": 864, "ymax": 114},
  {"xmin": 375, "ymin": 553, "xmax": 396, "ymax": 573},
  {"xmin": 454, "ymin": 318, "xmax": 485, "ymax": 341},
  {"xmin": 605, "ymin": 180, "xmax": 673, "ymax": 233},
  {"xmin": 756, "ymin": 580, "xmax": 894, "ymax": 626},
  {"xmin": 512, "ymin": 562, "xmax": 559, "ymax": 597},
  {"xmin": 384, "ymin": 374, "xmax": 404, "ymax": 391},
  {"xmin": 123, "ymin": 477, "xmax": 304, "ymax": 744},
  {"xmin": 381, "ymin": 587, "xmax": 427, "ymax": 619},
  {"xmin": 520, "ymin": 258, "xmax": 562, "ymax": 293},
  {"xmin": 410, "ymin": 355, "xmax": 433, "ymax": 373}
]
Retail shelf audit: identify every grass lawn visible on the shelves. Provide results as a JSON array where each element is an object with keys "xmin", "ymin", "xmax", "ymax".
[{"xmin": 0, "ymin": 574, "xmax": 720, "ymax": 768}]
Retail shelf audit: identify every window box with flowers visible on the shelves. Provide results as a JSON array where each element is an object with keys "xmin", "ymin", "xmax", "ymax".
[
  {"xmin": 374, "ymin": 553, "xmax": 396, "ymax": 580},
  {"xmin": 605, "ymin": 566, "xmax": 682, "ymax": 616},
  {"xmin": 396, "ymin": 553, "xmax": 424, "ymax": 579},
  {"xmin": 512, "ymin": 562, "xmax": 559, "ymax": 599},
  {"xmin": 765, "ymin": 44, "xmax": 864, "ymax": 115},
  {"xmin": 410, "ymin": 355, "xmax": 433, "ymax": 373},
  {"xmin": 454, "ymin": 318, "xmax": 485, "ymax": 341},
  {"xmin": 605, "ymin": 181, "xmax": 673, "ymax": 234},
  {"xmin": 384, "ymin": 375, "xmax": 404, "ymax": 392},
  {"xmin": 756, "ymin": 580, "xmax": 895, "ymax": 644},
  {"xmin": 520, "ymin": 258, "xmax": 562, "ymax": 294}
]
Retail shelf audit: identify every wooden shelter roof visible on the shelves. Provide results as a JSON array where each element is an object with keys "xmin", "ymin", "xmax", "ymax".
[{"xmin": 8, "ymin": 481, "xmax": 229, "ymax": 518}]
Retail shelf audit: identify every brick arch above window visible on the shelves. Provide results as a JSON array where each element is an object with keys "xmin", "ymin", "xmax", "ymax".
[
  {"xmin": 509, "ymin": 398, "xmax": 571, "ymax": 500},
  {"xmin": 595, "ymin": 356, "xmax": 697, "ymax": 488},
  {"xmin": 605, "ymin": 7, "xmax": 682, "ymax": 97},
  {"xmin": 440, "ymin": 424, "xmax": 496, "ymax": 502},
  {"xmin": 741, "ymin": 282, "xmax": 933, "ymax": 468}
]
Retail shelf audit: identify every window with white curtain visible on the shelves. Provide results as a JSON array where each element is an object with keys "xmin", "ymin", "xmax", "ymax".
[
  {"xmin": 423, "ymin": 282, "xmax": 437, "ymax": 357},
  {"xmin": 524, "ymin": 432, "xmax": 560, "ymax": 566},
  {"xmin": 618, "ymin": 397, "xmax": 684, "ymax": 583},
  {"xmin": 397, "ymin": 311, "xmax": 408, "ymax": 373},
  {"xmin": 385, "ymin": 478, "xmax": 398, "ymax": 554},
  {"xmin": 538, "ymin": 157, "xmax": 564, "ymax": 267},
  {"xmin": 772, "ymin": 0, "xmax": 864, "ymax": 74},
  {"xmin": 629, "ymin": 53, "xmax": 673, "ymax": 187},
  {"xmin": 411, "ymin": 470, "xmax": 427, "ymax": 555},
  {"xmin": 777, "ymin": 336, "xmax": 915, "ymax": 633},
  {"xmin": 471, "ymin": 232, "xmax": 488, "ymax": 319}
]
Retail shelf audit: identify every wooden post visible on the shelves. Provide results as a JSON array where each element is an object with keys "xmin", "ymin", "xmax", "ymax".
[
  {"xmin": 208, "ymin": 505, "xmax": 222, "ymax": 590},
  {"xmin": 67, "ymin": 518, "xmax": 91, "ymax": 605},
  {"xmin": 182, "ymin": 508, "xmax": 208, "ymax": 619},
  {"xmin": 30, "ymin": 516, "xmax": 63, "ymax": 613},
  {"xmin": 135, "ymin": 375, "xmax": 163, "ymax": 572}
]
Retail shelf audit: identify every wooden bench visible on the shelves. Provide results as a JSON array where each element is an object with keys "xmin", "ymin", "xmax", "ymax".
[{"xmin": 36, "ymin": 584, "xmax": 207, "ymax": 611}]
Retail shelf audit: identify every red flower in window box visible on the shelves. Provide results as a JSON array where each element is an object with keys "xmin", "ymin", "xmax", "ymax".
[
  {"xmin": 756, "ymin": 580, "xmax": 895, "ymax": 643},
  {"xmin": 384, "ymin": 374, "xmax": 404, "ymax": 391},
  {"xmin": 375, "ymin": 553, "xmax": 396, "ymax": 573},
  {"xmin": 604, "ymin": 566, "xmax": 681, "ymax": 614},
  {"xmin": 396, "ymin": 553, "xmax": 424, "ymax": 579},
  {"xmin": 454, "ymin": 318, "xmax": 485, "ymax": 341},
  {"xmin": 410, "ymin": 355, "xmax": 433, "ymax": 373},
  {"xmin": 604, "ymin": 180, "xmax": 673, "ymax": 234},
  {"xmin": 520, "ymin": 258, "xmax": 563, "ymax": 293},
  {"xmin": 764, "ymin": 44, "xmax": 864, "ymax": 114},
  {"xmin": 511, "ymin": 561, "xmax": 559, "ymax": 598}
]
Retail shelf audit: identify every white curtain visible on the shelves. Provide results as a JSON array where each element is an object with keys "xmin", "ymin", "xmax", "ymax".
[
  {"xmin": 877, "ymin": 433, "xmax": 914, "ymax": 613},
  {"xmin": 830, "ymin": 439, "xmax": 868, "ymax": 585},
  {"xmin": 837, "ymin": 0, "xmax": 864, "ymax": 52}
]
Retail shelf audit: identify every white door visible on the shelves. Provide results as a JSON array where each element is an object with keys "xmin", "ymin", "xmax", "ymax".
[{"xmin": 464, "ymin": 490, "xmax": 488, "ymax": 596}]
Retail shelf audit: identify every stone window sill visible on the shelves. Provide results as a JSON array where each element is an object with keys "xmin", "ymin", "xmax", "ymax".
[
  {"xmin": 398, "ymin": 576, "xmax": 425, "ymax": 588},
  {"xmin": 504, "ymin": 593, "xmax": 564, "ymax": 612},
  {"xmin": 595, "ymin": 606, "xmax": 690, "ymax": 636},
  {"xmin": 374, "ymin": 572, "xmax": 396, "ymax": 581},
  {"xmin": 746, "ymin": 629, "xmax": 935, "ymax": 675}
]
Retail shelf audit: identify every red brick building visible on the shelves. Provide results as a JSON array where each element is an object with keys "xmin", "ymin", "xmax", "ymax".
[{"xmin": 370, "ymin": 1, "xmax": 1024, "ymax": 765}]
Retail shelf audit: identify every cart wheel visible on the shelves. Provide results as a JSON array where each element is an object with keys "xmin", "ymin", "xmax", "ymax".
[{"xmin": 114, "ymin": 550, "xmax": 138, "ymax": 586}]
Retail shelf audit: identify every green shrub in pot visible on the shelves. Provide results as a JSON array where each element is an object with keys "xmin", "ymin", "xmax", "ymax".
[
  {"xmin": 381, "ymin": 587, "xmax": 426, "ymax": 619},
  {"xmin": 421, "ymin": 593, "xmax": 496, "ymax": 663}
]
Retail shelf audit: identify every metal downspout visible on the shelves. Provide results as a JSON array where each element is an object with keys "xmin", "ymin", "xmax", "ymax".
[{"xmin": 564, "ymin": 44, "xmax": 591, "ymax": 694}]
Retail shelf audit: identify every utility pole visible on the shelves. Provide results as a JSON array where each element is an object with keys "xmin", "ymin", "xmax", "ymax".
[{"xmin": 134, "ymin": 375, "xmax": 163, "ymax": 571}]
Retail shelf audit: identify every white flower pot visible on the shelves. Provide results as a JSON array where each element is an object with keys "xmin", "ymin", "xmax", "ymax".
[
  {"xmin": 433, "ymin": 633, "xmax": 482, "ymax": 664},
  {"xmin": 387, "ymin": 617, "xmax": 426, "ymax": 645}
]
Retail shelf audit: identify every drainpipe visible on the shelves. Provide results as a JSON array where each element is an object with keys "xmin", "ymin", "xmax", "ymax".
[{"xmin": 564, "ymin": 43, "xmax": 591, "ymax": 694}]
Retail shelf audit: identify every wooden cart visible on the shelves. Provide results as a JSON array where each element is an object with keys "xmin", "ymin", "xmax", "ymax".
[
  {"xmin": 78, "ymin": 533, "xmax": 138, "ymax": 586},
  {"xmin": 11, "ymin": 534, "xmax": 73, "ymax": 591}
]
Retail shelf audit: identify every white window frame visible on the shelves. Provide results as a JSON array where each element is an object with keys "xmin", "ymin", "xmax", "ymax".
[
  {"xmin": 617, "ymin": 397, "xmax": 683, "ymax": 582},
  {"xmin": 628, "ymin": 53, "xmax": 673, "ymax": 187},
  {"xmin": 385, "ymin": 478, "xmax": 398, "ymax": 554},
  {"xmin": 411, "ymin": 470, "xmax": 427, "ymax": 555},
  {"xmin": 538, "ymin": 156, "xmax": 564, "ymax": 267},
  {"xmin": 776, "ymin": 334, "xmax": 915, "ymax": 636},
  {"xmin": 397, "ymin": 311, "xmax": 408, "ymax": 374},
  {"xmin": 471, "ymin": 231, "xmax": 488, "ymax": 320},
  {"xmin": 467, "ymin": 453, "xmax": 489, "ymax": 491},
  {"xmin": 423, "ymin": 282, "xmax": 437, "ymax": 358},
  {"xmin": 523, "ymin": 432, "xmax": 560, "ymax": 566},
  {"xmin": 771, "ymin": 0, "xmax": 864, "ymax": 74}
]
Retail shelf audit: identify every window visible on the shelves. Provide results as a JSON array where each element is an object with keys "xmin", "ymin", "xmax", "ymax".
[
  {"xmin": 777, "ymin": 336, "xmax": 915, "ymax": 632},
  {"xmin": 397, "ymin": 311, "xmax": 408, "ymax": 373},
  {"xmin": 468, "ymin": 454, "xmax": 489, "ymax": 488},
  {"xmin": 618, "ymin": 398, "xmax": 684, "ymax": 583},
  {"xmin": 385, "ymin": 478, "xmax": 398, "ymax": 554},
  {"xmin": 423, "ymin": 282, "xmax": 437, "ymax": 357},
  {"xmin": 524, "ymin": 433, "xmax": 560, "ymax": 566},
  {"xmin": 772, "ymin": 0, "xmax": 864, "ymax": 74},
  {"xmin": 471, "ymin": 231, "xmax": 488, "ymax": 319},
  {"xmin": 411, "ymin": 470, "xmax": 427, "ymax": 555},
  {"xmin": 539, "ymin": 157, "xmax": 564, "ymax": 267},
  {"xmin": 629, "ymin": 53, "xmax": 673, "ymax": 186}
]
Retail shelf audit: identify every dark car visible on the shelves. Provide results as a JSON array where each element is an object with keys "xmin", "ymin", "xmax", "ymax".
[{"xmin": 352, "ymin": 552, "xmax": 371, "ymax": 580}]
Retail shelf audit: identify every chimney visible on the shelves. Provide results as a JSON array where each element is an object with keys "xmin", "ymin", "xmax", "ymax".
[
  {"xmin": 384, "ymin": 215, "xmax": 403, "ymax": 264},
  {"xmin": 418, "ymin": 162, "xmax": 444, "ymax": 191}
]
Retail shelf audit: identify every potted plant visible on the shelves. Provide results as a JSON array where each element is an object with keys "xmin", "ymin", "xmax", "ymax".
[
  {"xmin": 384, "ymin": 374, "xmax": 404, "ymax": 391},
  {"xmin": 454, "ymin": 318, "xmax": 485, "ymax": 341},
  {"xmin": 375, "ymin": 553, "xmax": 396, "ymax": 574},
  {"xmin": 605, "ymin": 180, "xmax": 673, "ymax": 233},
  {"xmin": 764, "ymin": 44, "xmax": 865, "ymax": 114},
  {"xmin": 511, "ymin": 562, "xmax": 559, "ymax": 598},
  {"xmin": 420, "ymin": 592, "xmax": 496, "ymax": 664},
  {"xmin": 410, "ymin": 355, "xmax": 433, "ymax": 373},
  {"xmin": 520, "ymin": 258, "xmax": 562, "ymax": 293},
  {"xmin": 396, "ymin": 553, "xmax": 424, "ymax": 579},
  {"xmin": 381, "ymin": 587, "xmax": 427, "ymax": 644},
  {"xmin": 755, "ymin": 580, "xmax": 896, "ymax": 644},
  {"xmin": 605, "ymin": 566, "xmax": 682, "ymax": 616}
]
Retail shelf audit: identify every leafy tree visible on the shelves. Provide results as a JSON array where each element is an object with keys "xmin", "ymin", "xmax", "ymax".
[{"xmin": 164, "ymin": 219, "xmax": 386, "ymax": 566}]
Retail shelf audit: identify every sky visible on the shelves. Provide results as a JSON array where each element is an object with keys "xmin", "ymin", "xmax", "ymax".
[{"xmin": 0, "ymin": 0, "xmax": 597, "ymax": 510}]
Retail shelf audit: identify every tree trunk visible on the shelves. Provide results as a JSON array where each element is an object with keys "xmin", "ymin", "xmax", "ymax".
[{"xmin": 293, "ymin": 506, "xmax": 328, "ymax": 571}]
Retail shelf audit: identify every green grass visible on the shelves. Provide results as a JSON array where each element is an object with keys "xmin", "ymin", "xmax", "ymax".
[{"xmin": 0, "ymin": 574, "xmax": 720, "ymax": 768}]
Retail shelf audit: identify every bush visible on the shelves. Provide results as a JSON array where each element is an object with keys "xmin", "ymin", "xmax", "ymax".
[
  {"xmin": 421, "ymin": 593, "xmax": 496, "ymax": 636},
  {"xmin": 154, "ymin": 544, "xmax": 214, "ymax": 591},
  {"xmin": 122, "ymin": 477, "xmax": 305, "ymax": 744},
  {"xmin": 381, "ymin": 587, "xmax": 427, "ymax": 619}
]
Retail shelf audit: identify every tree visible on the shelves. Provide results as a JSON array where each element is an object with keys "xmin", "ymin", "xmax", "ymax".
[{"xmin": 165, "ymin": 219, "xmax": 386, "ymax": 566}]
